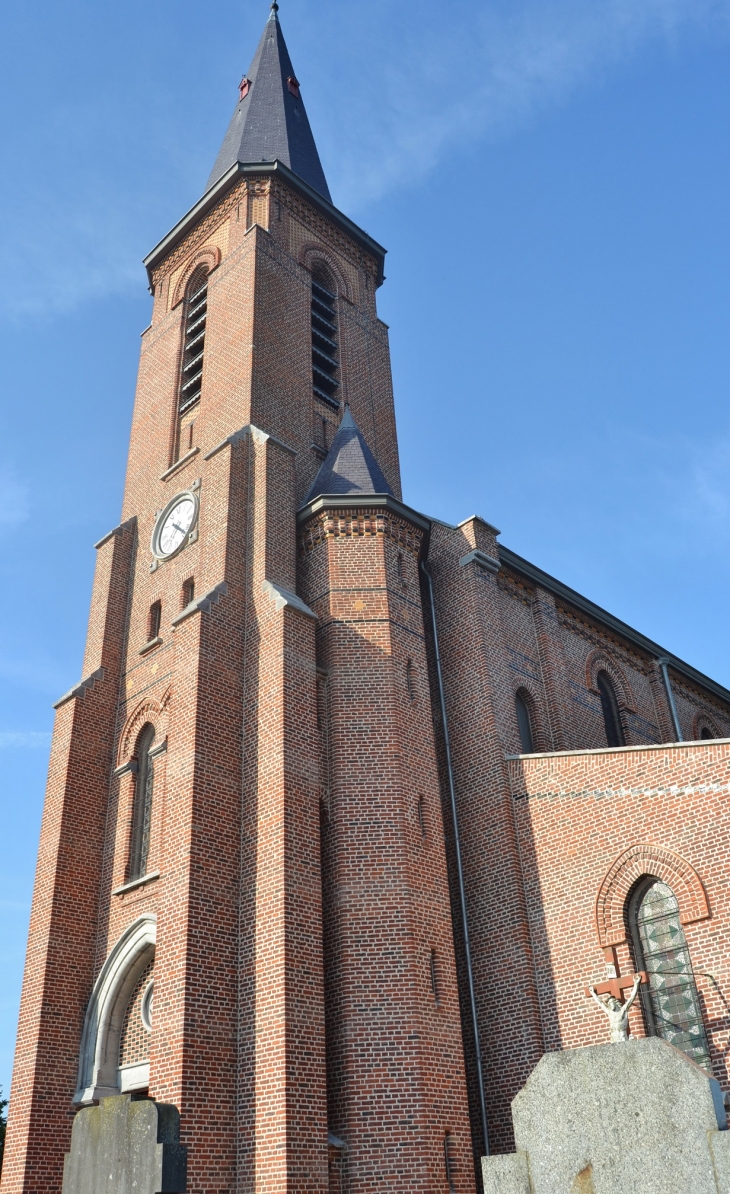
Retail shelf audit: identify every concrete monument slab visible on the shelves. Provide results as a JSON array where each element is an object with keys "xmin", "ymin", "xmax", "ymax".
[
  {"xmin": 482, "ymin": 1037, "xmax": 729, "ymax": 1194},
  {"xmin": 62, "ymin": 1093, "xmax": 187, "ymax": 1194}
]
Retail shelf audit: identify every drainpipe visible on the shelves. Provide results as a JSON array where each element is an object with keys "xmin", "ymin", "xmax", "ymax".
[
  {"xmin": 421, "ymin": 559, "xmax": 490, "ymax": 1158},
  {"xmin": 657, "ymin": 657, "xmax": 683, "ymax": 742}
]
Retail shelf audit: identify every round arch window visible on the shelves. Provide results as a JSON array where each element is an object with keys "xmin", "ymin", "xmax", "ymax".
[{"xmin": 630, "ymin": 877, "xmax": 710, "ymax": 1069}]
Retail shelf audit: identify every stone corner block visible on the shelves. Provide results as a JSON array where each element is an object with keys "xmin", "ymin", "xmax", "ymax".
[
  {"xmin": 262, "ymin": 578, "xmax": 316, "ymax": 620},
  {"xmin": 62, "ymin": 1093, "xmax": 187, "ymax": 1194},
  {"xmin": 481, "ymin": 1150, "xmax": 530, "ymax": 1193},
  {"xmin": 710, "ymin": 1130, "xmax": 730, "ymax": 1194}
]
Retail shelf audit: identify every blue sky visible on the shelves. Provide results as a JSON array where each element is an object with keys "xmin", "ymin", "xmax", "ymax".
[{"xmin": 1, "ymin": 0, "xmax": 730, "ymax": 1097}]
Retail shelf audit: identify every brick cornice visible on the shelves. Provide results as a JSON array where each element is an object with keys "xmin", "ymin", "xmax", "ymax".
[
  {"xmin": 148, "ymin": 176, "xmax": 249, "ymax": 289},
  {"xmin": 298, "ymin": 494, "xmax": 429, "ymax": 557},
  {"xmin": 145, "ymin": 161, "xmax": 386, "ymax": 287}
]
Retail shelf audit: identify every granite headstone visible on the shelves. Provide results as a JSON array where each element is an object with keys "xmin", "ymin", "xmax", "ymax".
[
  {"xmin": 62, "ymin": 1093, "xmax": 187, "ymax": 1194},
  {"xmin": 482, "ymin": 1037, "xmax": 730, "ymax": 1194}
]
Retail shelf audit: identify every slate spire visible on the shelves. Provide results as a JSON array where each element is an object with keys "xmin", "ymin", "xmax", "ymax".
[
  {"xmin": 305, "ymin": 406, "xmax": 393, "ymax": 504},
  {"xmin": 206, "ymin": 4, "xmax": 331, "ymax": 201}
]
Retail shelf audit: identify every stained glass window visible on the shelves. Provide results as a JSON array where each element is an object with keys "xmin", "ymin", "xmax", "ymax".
[{"xmin": 631, "ymin": 878, "xmax": 710, "ymax": 1069}]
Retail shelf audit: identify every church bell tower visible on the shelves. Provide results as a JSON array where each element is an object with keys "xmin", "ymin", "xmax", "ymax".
[{"xmin": 1, "ymin": 7, "xmax": 475, "ymax": 1192}]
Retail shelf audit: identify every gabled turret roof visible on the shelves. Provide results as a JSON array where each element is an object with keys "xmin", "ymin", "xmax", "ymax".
[
  {"xmin": 305, "ymin": 406, "xmax": 393, "ymax": 504},
  {"xmin": 206, "ymin": 3, "xmax": 331, "ymax": 202}
]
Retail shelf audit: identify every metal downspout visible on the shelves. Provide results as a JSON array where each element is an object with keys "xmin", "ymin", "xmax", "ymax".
[
  {"xmin": 421, "ymin": 558, "xmax": 490, "ymax": 1158},
  {"xmin": 658, "ymin": 657, "xmax": 683, "ymax": 742}
]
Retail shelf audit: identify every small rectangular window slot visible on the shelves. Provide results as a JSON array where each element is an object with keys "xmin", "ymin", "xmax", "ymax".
[
  {"xmin": 418, "ymin": 796, "xmax": 426, "ymax": 839},
  {"xmin": 181, "ymin": 578, "xmax": 195, "ymax": 609},
  {"xmin": 147, "ymin": 601, "xmax": 162, "ymax": 642},
  {"xmin": 444, "ymin": 1133, "xmax": 456, "ymax": 1193},
  {"xmin": 430, "ymin": 949, "xmax": 439, "ymax": 1005}
]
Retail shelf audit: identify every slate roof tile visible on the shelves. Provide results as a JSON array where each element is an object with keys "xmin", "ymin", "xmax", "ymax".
[
  {"xmin": 305, "ymin": 406, "xmax": 393, "ymax": 503},
  {"xmin": 207, "ymin": 5, "xmax": 331, "ymax": 201}
]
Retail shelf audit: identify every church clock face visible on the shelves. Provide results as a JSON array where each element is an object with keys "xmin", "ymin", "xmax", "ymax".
[{"xmin": 151, "ymin": 492, "xmax": 199, "ymax": 561}]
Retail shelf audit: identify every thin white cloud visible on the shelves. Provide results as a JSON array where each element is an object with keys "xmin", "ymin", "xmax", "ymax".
[
  {"xmin": 1, "ymin": 0, "xmax": 729, "ymax": 315},
  {"xmin": 0, "ymin": 732, "xmax": 51, "ymax": 749},
  {"xmin": 309, "ymin": 0, "xmax": 730, "ymax": 208},
  {"xmin": 0, "ymin": 471, "xmax": 30, "ymax": 528},
  {"xmin": 689, "ymin": 433, "xmax": 730, "ymax": 527}
]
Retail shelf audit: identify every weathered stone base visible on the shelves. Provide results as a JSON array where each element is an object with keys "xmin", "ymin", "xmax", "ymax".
[
  {"xmin": 482, "ymin": 1038, "xmax": 730, "ymax": 1194},
  {"xmin": 62, "ymin": 1094, "xmax": 187, "ymax": 1194}
]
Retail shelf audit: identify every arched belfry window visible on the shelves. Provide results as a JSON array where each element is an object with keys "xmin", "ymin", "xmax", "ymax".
[
  {"xmin": 311, "ymin": 262, "xmax": 340, "ymax": 412},
  {"xmin": 597, "ymin": 670, "xmax": 625, "ymax": 747},
  {"xmin": 177, "ymin": 265, "xmax": 209, "ymax": 457},
  {"xmin": 515, "ymin": 690, "xmax": 535, "ymax": 754},
  {"xmin": 629, "ymin": 877, "xmax": 710, "ymax": 1069},
  {"xmin": 129, "ymin": 725, "xmax": 156, "ymax": 881}
]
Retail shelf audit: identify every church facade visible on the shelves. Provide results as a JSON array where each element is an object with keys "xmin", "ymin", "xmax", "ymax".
[{"xmin": 3, "ymin": 6, "xmax": 730, "ymax": 1193}]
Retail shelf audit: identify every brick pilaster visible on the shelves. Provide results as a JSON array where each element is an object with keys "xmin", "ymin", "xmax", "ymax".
[
  {"xmin": 299, "ymin": 499, "xmax": 474, "ymax": 1194},
  {"xmin": 428, "ymin": 520, "xmax": 544, "ymax": 1155},
  {"xmin": 1, "ymin": 521, "xmax": 136, "ymax": 1194}
]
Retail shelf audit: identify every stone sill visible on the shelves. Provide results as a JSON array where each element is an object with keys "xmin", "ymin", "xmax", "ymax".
[
  {"xmin": 160, "ymin": 446, "xmax": 199, "ymax": 482},
  {"xmin": 112, "ymin": 871, "xmax": 160, "ymax": 897},
  {"xmin": 138, "ymin": 636, "xmax": 162, "ymax": 656}
]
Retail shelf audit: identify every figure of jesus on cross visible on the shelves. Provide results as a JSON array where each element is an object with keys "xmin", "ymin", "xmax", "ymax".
[{"xmin": 588, "ymin": 973, "xmax": 645, "ymax": 1043}]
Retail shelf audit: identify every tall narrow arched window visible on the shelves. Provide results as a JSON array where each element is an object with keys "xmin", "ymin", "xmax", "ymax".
[
  {"xmin": 177, "ymin": 266, "xmax": 209, "ymax": 458},
  {"xmin": 597, "ymin": 670, "xmax": 625, "ymax": 747},
  {"xmin": 129, "ymin": 725, "xmax": 156, "ymax": 881},
  {"xmin": 629, "ymin": 877, "xmax": 710, "ymax": 1069},
  {"xmin": 311, "ymin": 263, "xmax": 340, "ymax": 412},
  {"xmin": 701, "ymin": 728, "xmax": 714, "ymax": 740},
  {"xmin": 515, "ymin": 690, "xmax": 535, "ymax": 754}
]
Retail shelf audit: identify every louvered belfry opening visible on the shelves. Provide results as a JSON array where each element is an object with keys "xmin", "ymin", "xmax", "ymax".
[
  {"xmin": 311, "ymin": 264, "xmax": 340, "ymax": 411},
  {"xmin": 179, "ymin": 267, "xmax": 209, "ymax": 416}
]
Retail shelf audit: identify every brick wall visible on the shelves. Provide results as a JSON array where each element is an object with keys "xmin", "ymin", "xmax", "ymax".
[
  {"xmin": 299, "ymin": 501, "xmax": 475, "ymax": 1193},
  {"xmin": 2, "ymin": 168, "xmax": 392, "ymax": 1192},
  {"xmin": 428, "ymin": 516, "xmax": 730, "ymax": 1153},
  {"xmin": 510, "ymin": 740, "xmax": 730, "ymax": 1082}
]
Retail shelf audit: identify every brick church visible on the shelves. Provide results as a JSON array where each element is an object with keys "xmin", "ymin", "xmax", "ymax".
[{"xmin": 4, "ymin": 6, "xmax": 730, "ymax": 1192}]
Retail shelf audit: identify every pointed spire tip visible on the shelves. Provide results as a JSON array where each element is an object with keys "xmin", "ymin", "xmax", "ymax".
[{"xmin": 205, "ymin": 0, "xmax": 332, "ymax": 202}]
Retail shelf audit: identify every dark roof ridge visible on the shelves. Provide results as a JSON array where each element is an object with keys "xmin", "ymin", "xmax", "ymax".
[{"xmin": 498, "ymin": 545, "xmax": 730, "ymax": 706}]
